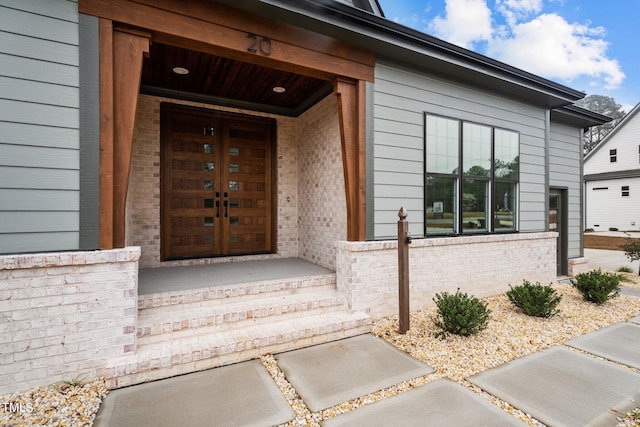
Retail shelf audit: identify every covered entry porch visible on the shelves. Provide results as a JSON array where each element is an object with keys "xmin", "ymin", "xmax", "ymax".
[{"xmin": 78, "ymin": 0, "xmax": 376, "ymax": 387}]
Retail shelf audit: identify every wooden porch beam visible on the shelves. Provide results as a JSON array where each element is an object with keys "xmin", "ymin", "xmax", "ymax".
[
  {"xmin": 335, "ymin": 78, "xmax": 367, "ymax": 241},
  {"xmin": 80, "ymin": 0, "xmax": 374, "ymax": 82},
  {"xmin": 99, "ymin": 21, "xmax": 150, "ymax": 249},
  {"xmin": 112, "ymin": 28, "xmax": 150, "ymax": 248},
  {"xmin": 98, "ymin": 18, "xmax": 114, "ymax": 249}
]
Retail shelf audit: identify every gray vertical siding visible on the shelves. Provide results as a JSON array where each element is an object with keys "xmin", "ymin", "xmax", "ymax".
[
  {"xmin": 549, "ymin": 122, "xmax": 583, "ymax": 258},
  {"xmin": 0, "ymin": 0, "xmax": 80, "ymax": 253},
  {"xmin": 372, "ymin": 61, "xmax": 547, "ymax": 239}
]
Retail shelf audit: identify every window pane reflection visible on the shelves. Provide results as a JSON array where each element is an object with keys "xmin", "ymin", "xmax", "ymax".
[
  {"xmin": 494, "ymin": 129, "xmax": 519, "ymax": 178},
  {"xmin": 426, "ymin": 177, "xmax": 457, "ymax": 233},
  {"xmin": 462, "ymin": 179, "xmax": 488, "ymax": 231},
  {"xmin": 495, "ymin": 181, "xmax": 516, "ymax": 230},
  {"xmin": 463, "ymin": 123, "xmax": 491, "ymax": 176},
  {"xmin": 426, "ymin": 116, "xmax": 459, "ymax": 174}
]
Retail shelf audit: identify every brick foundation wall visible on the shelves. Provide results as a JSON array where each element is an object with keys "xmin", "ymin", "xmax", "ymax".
[
  {"xmin": 336, "ymin": 232, "xmax": 557, "ymax": 320},
  {"xmin": 298, "ymin": 95, "xmax": 347, "ymax": 269},
  {"xmin": 0, "ymin": 248, "xmax": 140, "ymax": 395},
  {"xmin": 128, "ymin": 95, "xmax": 300, "ymax": 268}
]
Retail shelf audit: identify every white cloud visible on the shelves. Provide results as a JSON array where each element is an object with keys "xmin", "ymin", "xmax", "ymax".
[
  {"xmin": 428, "ymin": 0, "xmax": 493, "ymax": 49},
  {"xmin": 496, "ymin": 0, "xmax": 543, "ymax": 27},
  {"xmin": 486, "ymin": 13, "xmax": 625, "ymax": 89},
  {"xmin": 426, "ymin": 0, "xmax": 625, "ymax": 90}
]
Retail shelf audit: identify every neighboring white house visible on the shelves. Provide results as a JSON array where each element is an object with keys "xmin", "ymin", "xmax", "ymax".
[{"xmin": 584, "ymin": 103, "xmax": 640, "ymax": 231}]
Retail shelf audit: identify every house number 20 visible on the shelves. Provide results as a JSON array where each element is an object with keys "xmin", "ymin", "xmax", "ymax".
[{"xmin": 247, "ymin": 33, "xmax": 272, "ymax": 55}]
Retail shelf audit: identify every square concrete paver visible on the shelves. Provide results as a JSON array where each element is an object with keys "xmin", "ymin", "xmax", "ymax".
[
  {"xmin": 470, "ymin": 346, "xmax": 640, "ymax": 427},
  {"xmin": 566, "ymin": 323, "xmax": 640, "ymax": 369},
  {"xmin": 621, "ymin": 288, "xmax": 640, "ymax": 298},
  {"xmin": 94, "ymin": 360, "xmax": 293, "ymax": 427},
  {"xmin": 275, "ymin": 334, "xmax": 434, "ymax": 412},
  {"xmin": 322, "ymin": 379, "xmax": 526, "ymax": 426}
]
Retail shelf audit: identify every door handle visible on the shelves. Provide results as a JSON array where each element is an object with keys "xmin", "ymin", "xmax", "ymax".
[{"xmin": 223, "ymin": 200, "xmax": 228, "ymax": 218}]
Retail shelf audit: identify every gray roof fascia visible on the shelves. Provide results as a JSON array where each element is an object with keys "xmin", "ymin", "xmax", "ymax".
[
  {"xmin": 584, "ymin": 169, "xmax": 640, "ymax": 182},
  {"xmin": 584, "ymin": 102, "xmax": 640, "ymax": 162},
  {"xmin": 551, "ymin": 104, "xmax": 613, "ymax": 129},
  {"xmin": 233, "ymin": 0, "xmax": 586, "ymax": 108}
]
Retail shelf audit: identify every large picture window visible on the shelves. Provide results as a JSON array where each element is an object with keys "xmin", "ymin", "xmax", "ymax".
[{"xmin": 425, "ymin": 114, "xmax": 519, "ymax": 235}]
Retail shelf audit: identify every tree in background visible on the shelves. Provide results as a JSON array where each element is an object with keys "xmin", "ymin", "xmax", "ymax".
[{"xmin": 575, "ymin": 94, "xmax": 626, "ymax": 154}]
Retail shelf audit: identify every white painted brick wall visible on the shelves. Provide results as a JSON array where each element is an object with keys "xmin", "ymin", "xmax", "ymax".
[
  {"xmin": 298, "ymin": 95, "xmax": 347, "ymax": 269},
  {"xmin": 336, "ymin": 232, "xmax": 557, "ymax": 320},
  {"xmin": 0, "ymin": 247, "xmax": 140, "ymax": 395}
]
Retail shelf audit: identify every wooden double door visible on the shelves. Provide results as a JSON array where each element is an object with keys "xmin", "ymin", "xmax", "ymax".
[{"xmin": 161, "ymin": 104, "xmax": 275, "ymax": 260}]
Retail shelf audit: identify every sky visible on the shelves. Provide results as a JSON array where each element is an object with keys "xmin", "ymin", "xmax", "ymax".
[{"xmin": 376, "ymin": 0, "xmax": 640, "ymax": 112}]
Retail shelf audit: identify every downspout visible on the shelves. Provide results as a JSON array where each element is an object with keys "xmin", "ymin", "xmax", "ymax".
[
  {"xmin": 579, "ymin": 127, "xmax": 585, "ymax": 257},
  {"xmin": 544, "ymin": 110, "xmax": 550, "ymax": 231}
]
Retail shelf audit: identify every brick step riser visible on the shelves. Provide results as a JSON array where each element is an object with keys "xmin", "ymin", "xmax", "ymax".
[
  {"xmin": 137, "ymin": 299, "xmax": 347, "ymax": 343},
  {"xmin": 105, "ymin": 318, "xmax": 372, "ymax": 389},
  {"xmin": 137, "ymin": 276, "xmax": 337, "ymax": 310},
  {"xmin": 138, "ymin": 282, "xmax": 338, "ymax": 314}
]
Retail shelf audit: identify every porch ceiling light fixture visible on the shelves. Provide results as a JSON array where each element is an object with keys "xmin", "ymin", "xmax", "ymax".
[
  {"xmin": 272, "ymin": 86, "xmax": 286, "ymax": 93},
  {"xmin": 172, "ymin": 66, "xmax": 189, "ymax": 75}
]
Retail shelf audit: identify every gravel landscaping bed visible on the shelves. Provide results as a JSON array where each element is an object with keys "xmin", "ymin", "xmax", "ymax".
[
  {"xmin": 0, "ymin": 380, "xmax": 107, "ymax": 427},
  {"xmin": 267, "ymin": 281, "xmax": 640, "ymax": 427},
  {"xmin": 2, "ymin": 280, "xmax": 639, "ymax": 427}
]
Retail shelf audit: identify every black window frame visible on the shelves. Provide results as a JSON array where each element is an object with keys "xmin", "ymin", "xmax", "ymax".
[
  {"xmin": 424, "ymin": 113, "xmax": 519, "ymax": 236},
  {"xmin": 610, "ymin": 149, "xmax": 617, "ymax": 163},
  {"xmin": 622, "ymin": 185, "xmax": 630, "ymax": 197}
]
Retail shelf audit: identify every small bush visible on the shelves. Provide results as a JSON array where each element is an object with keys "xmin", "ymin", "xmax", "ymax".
[
  {"xmin": 620, "ymin": 238, "xmax": 640, "ymax": 276},
  {"xmin": 506, "ymin": 280, "xmax": 562, "ymax": 318},
  {"xmin": 571, "ymin": 269, "xmax": 620, "ymax": 304},
  {"xmin": 432, "ymin": 289, "xmax": 491, "ymax": 338},
  {"xmin": 617, "ymin": 266, "xmax": 633, "ymax": 273}
]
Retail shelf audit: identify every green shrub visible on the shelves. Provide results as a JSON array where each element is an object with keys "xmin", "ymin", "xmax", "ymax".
[
  {"xmin": 432, "ymin": 289, "xmax": 491, "ymax": 338},
  {"xmin": 617, "ymin": 266, "xmax": 633, "ymax": 273},
  {"xmin": 620, "ymin": 238, "xmax": 640, "ymax": 276},
  {"xmin": 506, "ymin": 280, "xmax": 561, "ymax": 318},
  {"xmin": 571, "ymin": 269, "xmax": 620, "ymax": 304}
]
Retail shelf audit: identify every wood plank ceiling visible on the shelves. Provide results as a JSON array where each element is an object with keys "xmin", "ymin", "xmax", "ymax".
[{"xmin": 141, "ymin": 43, "xmax": 333, "ymax": 116}]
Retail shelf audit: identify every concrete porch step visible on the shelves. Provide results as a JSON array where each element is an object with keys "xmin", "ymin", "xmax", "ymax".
[
  {"xmin": 136, "ymin": 289, "xmax": 346, "ymax": 342},
  {"xmin": 104, "ymin": 310, "xmax": 372, "ymax": 389},
  {"xmin": 137, "ymin": 273, "xmax": 337, "ymax": 310}
]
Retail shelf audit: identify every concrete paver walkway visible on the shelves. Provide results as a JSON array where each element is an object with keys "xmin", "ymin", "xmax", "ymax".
[
  {"xmin": 470, "ymin": 346, "xmax": 640, "ymax": 427},
  {"xmin": 274, "ymin": 334, "xmax": 433, "ymax": 412},
  {"xmin": 94, "ymin": 360, "xmax": 293, "ymax": 427},
  {"xmin": 322, "ymin": 378, "xmax": 526, "ymax": 426},
  {"xmin": 566, "ymin": 322, "xmax": 640, "ymax": 369}
]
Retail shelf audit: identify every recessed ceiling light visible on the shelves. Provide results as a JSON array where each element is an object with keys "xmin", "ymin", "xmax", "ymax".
[
  {"xmin": 272, "ymin": 86, "xmax": 286, "ymax": 93},
  {"xmin": 172, "ymin": 67, "xmax": 189, "ymax": 75}
]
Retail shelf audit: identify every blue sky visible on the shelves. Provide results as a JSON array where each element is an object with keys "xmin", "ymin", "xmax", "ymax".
[{"xmin": 377, "ymin": 0, "xmax": 640, "ymax": 112}]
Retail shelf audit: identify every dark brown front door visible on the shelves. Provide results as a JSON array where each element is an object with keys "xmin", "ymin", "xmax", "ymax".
[{"xmin": 161, "ymin": 104, "xmax": 275, "ymax": 260}]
